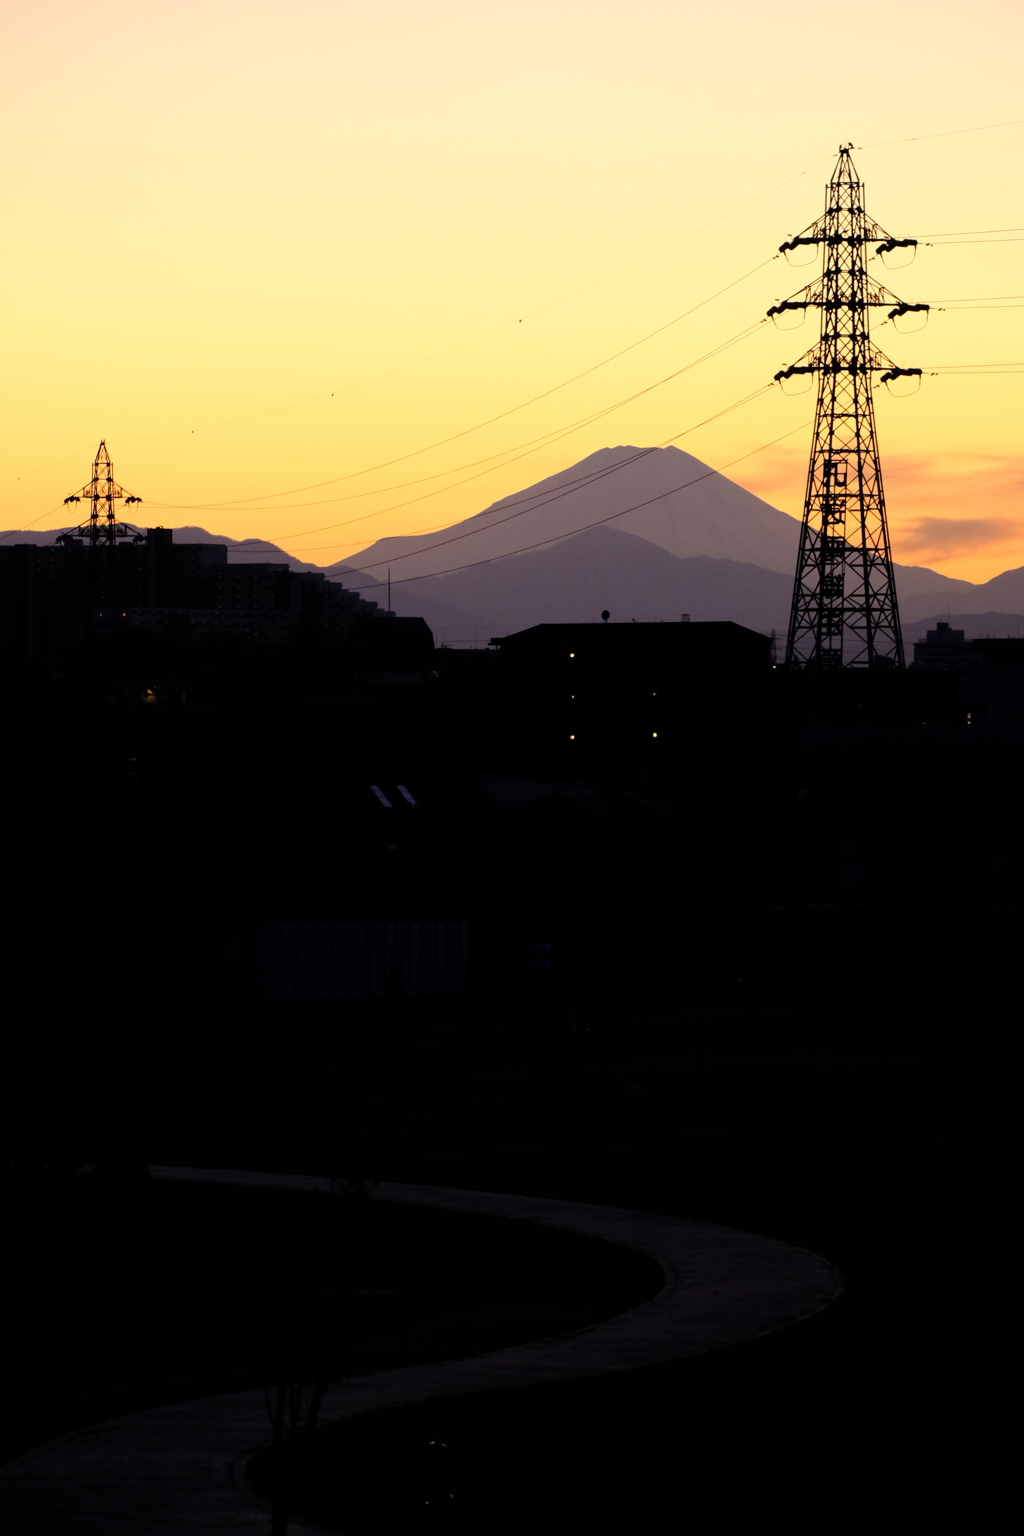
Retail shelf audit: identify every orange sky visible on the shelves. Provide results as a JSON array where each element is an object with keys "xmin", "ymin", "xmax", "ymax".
[{"xmin": 1, "ymin": 0, "xmax": 1022, "ymax": 583}]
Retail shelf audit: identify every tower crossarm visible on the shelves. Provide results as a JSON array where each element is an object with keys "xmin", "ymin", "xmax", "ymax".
[
  {"xmin": 774, "ymin": 339, "xmax": 921, "ymax": 383},
  {"xmin": 769, "ymin": 275, "xmax": 927, "ymax": 320},
  {"xmin": 780, "ymin": 208, "xmax": 916, "ymax": 254},
  {"xmin": 779, "ymin": 216, "xmax": 890, "ymax": 254}
]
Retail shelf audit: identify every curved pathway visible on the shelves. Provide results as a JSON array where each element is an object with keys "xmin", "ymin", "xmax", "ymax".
[{"xmin": 0, "ymin": 1172, "xmax": 840, "ymax": 1534}]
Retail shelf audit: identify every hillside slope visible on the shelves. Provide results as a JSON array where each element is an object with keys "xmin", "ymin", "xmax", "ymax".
[
  {"xmin": 332, "ymin": 445, "xmax": 806, "ymax": 581},
  {"xmin": 377, "ymin": 526, "xmax": 794, "ymax": 638}
]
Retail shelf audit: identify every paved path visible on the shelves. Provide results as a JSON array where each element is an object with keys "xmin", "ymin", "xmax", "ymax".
[{"xmin": 0, "ymin": 1172, "xmax": 841, "ymax": 1534}]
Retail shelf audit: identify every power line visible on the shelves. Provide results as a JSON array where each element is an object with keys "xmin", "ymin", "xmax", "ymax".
[
  {"xmin": 327, "ymin": 383, "xmax": 776, "ymax": 575},
  {"xmin": 920, "ymin": 227, "xmax": 1024, "ymax": 237},
  {"xmin": 0, "ymin": 450, "xmax": 93, "ymax": 491},
  {"xmin": 859, "ymin": 117, "xmax": 1024, "ymax": 150},
  {"xmin": 0, "ymin": 504, "xmax": 68, "ymax": 543},
  {"xmin": 0, "ymin": 155, "xmax": 836, "ymax": 499},
  {"xmin": 147, "ymin": 315, "xmax": 765, "ymax": 525},
  {"xmin": 0, "ymin": 158, "xmax": 832, "ymax": 496},
  {"xmin": 237, "ymin": 154, "xmax": 833, "ymax": 409},
  {"xmin": 928, "ymin": 237, "xmax": 1024, "ymax": 245},
  {"xmin": 280, "ymin": 360, "xmax": 773, "ymax": 559},
  {"xmin": 151, "ymin": 417, "xmax": 579, "ymax": 514},
  {"xmin": 150, "ymin": 318, "xmax": 769, "ymax": 543},
  {"xmin": 153, "ymin": 257, "xmax": 780, "ymax": 513},
  {"xmin": 5, "ymin": 131, "xmax": 1020, "ymax": 496},
  {"xmin": 294, "ymin": 448, "xmax": 666, "ymax": 557},
  {"xmin": 8, "ymin": 313, "xmax": 769, "ymax": 542},
  {"xmin": 271, "ymin": 323, "xmax": 767, "ymax": 546}
]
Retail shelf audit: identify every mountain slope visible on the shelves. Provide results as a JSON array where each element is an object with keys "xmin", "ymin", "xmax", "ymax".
[
  {"xmin": 969, "ymin": 565, "xmax": 1024, "ymax": 611},
  {"xmin": 387, "ymin": 526, "xmax": 794, "ymax": 637},
  {"xmin": 331, "ymin": 445, "xmax": 806, "ymax": 582},
  {"xmin": 5, "ymin": 444, "xmax": 1017, "ymax": 644},
  {"xmin": 352, "ymin": 526, "xmax": 991, "ymax": 644},
  {"xmin": 328, "ymin": 444, "xmax": 983, "ymax": 629}
]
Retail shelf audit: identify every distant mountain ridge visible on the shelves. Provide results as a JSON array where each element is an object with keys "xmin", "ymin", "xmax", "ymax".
[
  {"xmin": 325, "ymin": 444, "xmax": 1019, "ymax": 640},
  {"xmin": 4, "ymin": 445, "xmax": 1022, "ymax": 643},
  {"xmin": 329, "ymin": 445, "xmax": 806, "ymax": 581}
]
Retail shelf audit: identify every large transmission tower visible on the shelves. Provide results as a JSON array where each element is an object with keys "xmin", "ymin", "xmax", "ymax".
[
  {"xmin": 57, "ymin": 440, "xmax": 144, "ymax": 547},
  {"xmin": 771, "ymin": 145, "xmax": 926, "ymax": 669}
]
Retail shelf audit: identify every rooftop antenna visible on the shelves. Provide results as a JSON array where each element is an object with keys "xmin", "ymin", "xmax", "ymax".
[
  {"xmin": 57, "ymin": 441, "xmax": 144, "ymax": 548},
  {"xmin": 771, "ymin": 145, "xmax": 925, "ymax": 668}
]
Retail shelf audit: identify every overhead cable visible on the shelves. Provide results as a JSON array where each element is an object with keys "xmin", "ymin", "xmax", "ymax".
[
  {"xmin": 156, "ymin": 257, "xmax": 780, "ymax": 511},
  {"xmin": 270, "ymin": 323, "xmax": 767, "ymax": 544},
  {"xmin": 326, "ymin": 383, "xmax": 775, "ymax": 572},
  {"xmin": 150, "ymin": 318, "xmax": 769, "ymax": 538},
  {"xmin": 859, "ymin": 117, "xmax": 1024, "ymax": 150},
  {"xmin": 920, "ymin": 227, "xmax": 1024, "ymax": 237},
  {"xmin": 927, "ymin": 237, "xmax": 1024, "ymax": 245}
]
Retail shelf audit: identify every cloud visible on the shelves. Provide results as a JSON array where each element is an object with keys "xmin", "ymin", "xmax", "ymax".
[
  {"xmin": 736, "ymin": 450, "xmax": 1024, "ymax": 582},
  {"xmin": 883, "ymin": 455, "xmax": 1024, "ymax": 571},
  {"xmin": 735, "ymin": 448, "xmax": 804, "ymax": 517},
  {"xmin": 895, "ymin": 516, "xmax": 1019, "ymax": 556}
]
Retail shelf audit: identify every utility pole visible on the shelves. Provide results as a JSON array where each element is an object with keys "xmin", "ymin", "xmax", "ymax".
[{"xmin": 771, "ymin": 145, "xmax": 926, "ymax": 669}]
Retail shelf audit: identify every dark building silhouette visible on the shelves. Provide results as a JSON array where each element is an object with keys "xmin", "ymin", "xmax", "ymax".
[
  {"xmin": 349, "ymin": 615, "xmax": 436, "ymax": 683},
  {"xmin": 960, "ymin": 637, "xmax": 1024, "ymax": 739},
  {"xmin": 912, "ymin": 621, "xmax": 975, "ymax": 670},
  {"xmin": 0, "ymin": 526, "xmax": 376, "ymax": 658},
  {"xmin": 488, "ymin": 619, "xmax": 770, "ymax": 754},
  {"xmin": 264, "ymin": 919, "xmax": 469, "ymax": 1001},
  {"xmin": 909, "ymin": 625, "xmax": 1024, "ymax": 739}
]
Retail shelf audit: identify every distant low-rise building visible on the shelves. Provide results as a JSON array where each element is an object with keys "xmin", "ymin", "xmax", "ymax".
[
  {"xmin": 0, "ymin": 526, "xmax": 376, "ymax": 657},
  {"xmin": 488, "ymin": 619, "xmax": 770, "ymax": 755},
  {"xmin": 912, "ymin": 621, "xmax": 976, "ymax": 670}
]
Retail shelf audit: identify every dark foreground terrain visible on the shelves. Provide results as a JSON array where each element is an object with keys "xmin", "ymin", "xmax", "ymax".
[
  {"xmin": 1, "ymin": 992, "xmax": 1014, "ymax": 1532},
  {"xmin": 246, "ymin": 1207, "xmax": 979, "ymax": 1533},
  {"xmin": 0, "ymin": 645, "xmax": 1018, "ymax": 1529},
  {"xmin": 0, "ymin": 1175, "xmax": 660, "ymax": 1468}
]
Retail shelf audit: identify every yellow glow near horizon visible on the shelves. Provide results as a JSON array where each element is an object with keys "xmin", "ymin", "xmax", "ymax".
[{"xmin": 1, "ymin": 0, "xmax": 1022, "ymax": 584}]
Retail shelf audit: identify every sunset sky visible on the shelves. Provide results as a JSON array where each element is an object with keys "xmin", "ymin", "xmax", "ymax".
[{"xmin": 1, "ymin": 0, "xmax": 1021, "ymax": 583}]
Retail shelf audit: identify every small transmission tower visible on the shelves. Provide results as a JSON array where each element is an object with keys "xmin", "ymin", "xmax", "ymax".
[
  {"xmin": 57, "ymin": 440, "xmax": 144, "ymax": 547},
  {"xmin": 771, "ymin": 145, "xmax": 926, "ymax": 669}
]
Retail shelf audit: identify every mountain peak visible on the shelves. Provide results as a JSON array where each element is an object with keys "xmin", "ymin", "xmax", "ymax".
[{"xmin": 337, "ymin": 443, "xmax": 803, "ymax": 584}]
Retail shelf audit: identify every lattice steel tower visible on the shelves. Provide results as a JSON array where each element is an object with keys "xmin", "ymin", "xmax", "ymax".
[
  {"xmin": 771, "ymin": 145, "xmax": 926, "ymax": 669},
  {"xmin": 57, "ymin": 440, "xmax": 144, "ymax": 547}
]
